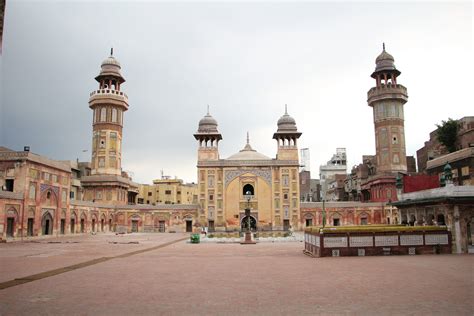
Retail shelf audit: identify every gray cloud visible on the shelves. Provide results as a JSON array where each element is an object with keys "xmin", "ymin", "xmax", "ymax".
[{"xmin": 1, "ymin": 1, "xmax": 472, "ymax": 183}]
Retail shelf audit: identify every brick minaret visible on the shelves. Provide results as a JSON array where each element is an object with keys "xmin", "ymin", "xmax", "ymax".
[
  {"xmin": 367, "ymin": 44, "xmax": 408, "ymax": 174},
  {"xmin": 89, "ymin": 49, "xmax": 129, "ymax": 176}
]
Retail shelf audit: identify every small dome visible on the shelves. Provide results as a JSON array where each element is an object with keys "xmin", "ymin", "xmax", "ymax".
[
  {"xmin": 197, "ymin": 113, "xmax": 219, "ymax": 133},
  {"xmin": 98, "ymin": 55, "xmax": 122, "ymax": 77},
  {"xmin": 102, "ymin": 56, "xmax": 121, "ymax": 67},
  {"xmin": 276, "ymin": 105, "xmax": 297, "ymax": 132},
  {"xmin": 227, "ymin": 134, "xmax": 270, "ymax": 160},
  {"xmin": 374, "ymin": 44, "xmax": 397, "ymax": 73}
]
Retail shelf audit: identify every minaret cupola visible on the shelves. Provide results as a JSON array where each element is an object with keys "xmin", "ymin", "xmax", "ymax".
[
  {"xmin": 273, "ymin": 105, "xmax": 301, "ymax": 160},
  {"xmin": 194, "ymin": 107, "xmax": 222, "ymax": 161}
]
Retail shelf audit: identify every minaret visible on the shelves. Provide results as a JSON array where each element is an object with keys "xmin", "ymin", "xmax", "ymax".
[
  {"xmin": 273, "ymin": 105, "xmax": 302, "ymax": 161},
  {"xmin": 367, "ymin": 44, "xmax": 408, "ymax": 173},
  {"xmin": 89, "ymin": 49, "xmax": 128, "ymax": 176},
  {"xmin": 194, "ymin": 107, "xmax": 222, "ymax": 161}
]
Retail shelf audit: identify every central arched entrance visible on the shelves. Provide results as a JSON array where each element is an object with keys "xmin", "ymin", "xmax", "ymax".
[
  {"xmin": 42, "ymin": 212, "xmax": 54, "ymax": 235},
  {"xmin": 241, "ymin": 216, "xmax": 257, "ymax": 231}
]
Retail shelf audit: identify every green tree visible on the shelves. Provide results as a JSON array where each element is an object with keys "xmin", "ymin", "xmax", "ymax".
[{"xmin": 436, "ymin": 118, "xmax": 459, "ymax": 153}]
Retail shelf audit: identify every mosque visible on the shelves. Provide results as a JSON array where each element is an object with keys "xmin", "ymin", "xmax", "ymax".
[
  {"xmin": 2, "ymin": 45, "xmax": 472, "ymax": 253},
  {"xmin": 194, "ymin": 106, "xmax": 301, "ymax": 232}
]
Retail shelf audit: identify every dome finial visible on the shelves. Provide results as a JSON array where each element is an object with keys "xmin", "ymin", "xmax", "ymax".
[
  {"xmin": 207, "ymin": 104, "xmax": 210, "ymax": 115},
  {"xmin": 110, "ymin": 47, "xmax": 114, "ymax": 56},
  {"xmin": 382, "ymin": 42, "xmax": 385, "ymax": 51},
  {"xmin": 246, "ymin": 131, "xmax": 250, "ymax": 145},
  {"xmin": 285, "ymin": 104, "xmax": 288, "ymax": 115}
]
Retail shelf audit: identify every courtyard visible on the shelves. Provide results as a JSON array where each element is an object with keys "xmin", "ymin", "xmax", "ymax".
[{"xmin": 0, "ymin": 233, "xmax": 472, "ymax": 315}]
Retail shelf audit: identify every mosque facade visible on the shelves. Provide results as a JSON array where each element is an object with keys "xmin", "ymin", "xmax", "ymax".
[{"xmin": 194, "ymin": 107, "xmax": 302, "ymax": 232}]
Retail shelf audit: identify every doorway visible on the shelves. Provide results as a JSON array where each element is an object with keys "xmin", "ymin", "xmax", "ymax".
[
  {"xmin": 92, "ymin": 219, "xmax": 96, "ymax": 233},
  {"xmin": 305, "ymin": 218, "xmax": 313, "ymax": 227},
  {"xmin": 158, "ymin": 221, "xmax": 165, "ymax": 232},
  {"xmin": 27, "ymin": 218, "xmax": 34, "ymax": 236},
  {"xmin": 207, "ymin": 220, "xmax": 213, "ymax": 233},
  {"xmin": 70, "ymin": 219, "xmax": 75, "ymax": 233},
  {"xmin": 42, "ymin": 212, "xmax": 53, "ymax": 235},
  {"xmin": 6, "ymin": 218, "xmax": 14, "ymax": 237},
  {"xmin": 283, "ymin": 219, "xmax": 290, "ymax": 231},
  {"xmin": 101, "ymin": 219, "xmax": 105, "ymax": 232},
  {"xmin": 60, "ymin": 219, "xmax": 65, "ymax": 234},
  {"xmin": 80, "ymin": 218, "xmax": 85, "ymax": 233},
  {"xmin": 186, "ymin": 220, "xmax": 193, "ymax": 232},
  {"xmin": 131, "ymin": 220, "xmax": 138, "ymax": 232}
]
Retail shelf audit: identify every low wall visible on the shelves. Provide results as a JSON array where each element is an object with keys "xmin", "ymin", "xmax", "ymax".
[{"xmin": 304, "ymin": 226, "xmax": 452, "ymax": 257}]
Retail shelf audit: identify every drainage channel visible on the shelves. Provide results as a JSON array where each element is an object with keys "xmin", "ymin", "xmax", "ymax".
[{"xmin": 0, "ymin": 237, "xmax": 188, "ymax": 290}]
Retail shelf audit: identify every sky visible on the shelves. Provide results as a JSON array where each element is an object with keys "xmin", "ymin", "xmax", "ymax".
[{"xmin": 0, "ymin": 0, "xmax": 472, "ymax": 184}]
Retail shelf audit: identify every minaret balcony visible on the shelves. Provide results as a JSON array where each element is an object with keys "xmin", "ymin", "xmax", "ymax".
[
  {"xmin": 367, "ymin": 84, "xmax": 408, "ymax": 105},
  {"xmin": 89, "ymin": 89, "xmax": 129, "ymax": 109}
]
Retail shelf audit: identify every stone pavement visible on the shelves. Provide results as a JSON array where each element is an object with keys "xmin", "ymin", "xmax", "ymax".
[{"xmin": 0, "ymin": 233, "xmax": 472, "ymax": 315}]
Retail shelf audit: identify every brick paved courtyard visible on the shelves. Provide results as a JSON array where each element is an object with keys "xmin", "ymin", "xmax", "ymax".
[{"xmin": 0, "ymin": 233, "xmax": 472, "ymax": 315}]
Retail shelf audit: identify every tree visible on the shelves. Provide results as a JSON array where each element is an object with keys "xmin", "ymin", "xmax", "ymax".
[{"xmin": 436, "ymin": 118, "xmax": 459, "ymax": 153}]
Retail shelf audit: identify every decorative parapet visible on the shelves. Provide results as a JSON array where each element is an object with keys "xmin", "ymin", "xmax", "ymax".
[
  {"xmin": 398, "ymin": 185, "xmax": 474, "ymax": 202},
  {"xmin": 367, "ymin": 84, "xmax": 408, "ymax": 105},
  {"xmin": 426, "ymin": 147, "xmax": 474, "ymax": 169}
]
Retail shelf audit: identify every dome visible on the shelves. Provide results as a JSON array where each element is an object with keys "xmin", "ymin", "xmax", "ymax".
[
  {"xmin": 227, "ymin": 134, "xmax": 270, "ymax": 160},
  {"xmin": 197, "ymin": 113, "xmax": 219, "ymax": 133},
  {"xmin": 98, "ymin": 56, "xmax": 122, "ymax": 77},
  {"xmin": 374, "ymin": 44, "xmax": 398, "ymax": 73},
  {"xmin": 276, "ymin": 105, "xmax": 297, "ymax": 132}
]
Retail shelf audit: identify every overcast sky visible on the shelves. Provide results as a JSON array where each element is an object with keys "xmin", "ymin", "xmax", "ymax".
[{"xmin": 1, "ymin": 1, "xmax": 472, "ymax": 184}]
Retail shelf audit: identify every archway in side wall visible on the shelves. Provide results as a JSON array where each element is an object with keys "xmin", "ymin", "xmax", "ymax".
[
  {"xmin": 331, "ymin": 212, "xmax": 342, "ymax": 226},
  {"xmin": 304, "ymin": 213, "xmax": 314, "ymax": 227},
  {"xmin": 41, "ymin": 211, "xmax": 54, "ymax": 235},
  {"xmin": 359, "ymin": 212, "xmax": 369, "ymax": 225},
  {"xmin": 80, "ymin": 212, "xmax": 87, "ymax": 233},
  {"xmin": 100, "ymin": 214, "xmax": 106, "ymax": 232},
  {"xmin": 6, "ymin": 208, "xmax": 19, "ymax": 238},
  {"xmin": 70, "ymin": 211, "xmax": 77, "ymax": 233}
]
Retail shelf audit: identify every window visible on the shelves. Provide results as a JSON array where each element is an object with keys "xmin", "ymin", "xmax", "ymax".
[
  {"xmin": 100, "ymin": 138, "xmax": 106, "ymax": 149},
  {"xmin": 165, "ymin": 190, "xmax": 172, "ymax": 195},
  {"xmin": 333, "ymin": 218, "xmax": 340, "ymax": 226},
  {"xmin": 208, "ymin": 176, "xmax": 215, "ymax": 188},
  {"xmin": 29, "ymin": 183, "xmax": 36, "ymax": 199},
  {"xmin": 98, "ymin": 157, "xmax": 105, "ymax": 168},
  {"xmin": 43, "ymin": 172, "xmax": 50, "ymax": 181},
  {"xmin": 282, "ymin": 175, "xmax": 289, "ymax": 187},
  {"xmin": 62, "ymin": 189, "xmax": 67, "ymax": 203},
  {"xmin": 70, "ymin": 191, "xmax": 75, "ymax": 200},
  {"xmin": 242, "ymin": 184, "xmax": 254, "ymax": 196},
  {"xmin": 96, "ymin": 190, "xmax": 102, "ymax": 200},
  {"xmin": 274, "ymin": 199, "xmax": 280, "ymax": 209},
  {"xmin": 283, "ymin": 193, "xmax": 289, "ymax": 200},
  {"xmin": 461, "ymin": 166, "xmax": 469, "ymax": 176},
  {"xmin": 100, "ymin": 108, "xmax": 106, "ymax": 122},
  {"xmin": 148, "ymin": 192, "xmax": 152, "ymax": 196},
  {"xmin": 209, "ymin": 194, "xmax": 214, "ymax": 201},
  {"xmin": 360, "ymin": 217, "xmax": 368, "ymax": 225},
  {"xmin": 52, "ymin": 174, "xmax": 58, "ymax": 183},
  {"xmin": 112, "ymin": 108, "xmax": 117, "ymax": 122},
  {"xmin": 5, "ymin": 179, "xmax": 14, "ymax": 192},
  {"xmin": 110, "ymin": 132, "xmax": 117, "ymax": 150}
]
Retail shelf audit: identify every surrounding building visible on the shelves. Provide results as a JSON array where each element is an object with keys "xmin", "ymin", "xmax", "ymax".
[
  {"xmin": 194, "ymin": 106, "xmax": 302, "ymax": 232},
  {"xmin": 416, "ymin": 116, "xmax": 473, "ymax": 173},
  {"xmin": 392, "ymin": 165, "xmax": 474, "ymax": 254},
  {"xmin": 138, "ymin": 178, "xmax": 198, "ymax": 205},
  {"xmin": 319, "ymin": 148, "xmax": 347, "ymax": 200}
]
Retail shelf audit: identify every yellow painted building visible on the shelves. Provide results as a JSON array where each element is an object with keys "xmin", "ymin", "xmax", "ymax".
[
  {"xmin": 194, "ymin": 107, "xmax": 302, "ymax": 232},
  {"xmin": 138, "ymin": 178, "xmax": 198, "ymax": 205}
]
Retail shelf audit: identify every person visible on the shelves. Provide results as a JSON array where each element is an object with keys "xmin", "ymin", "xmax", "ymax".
[{"xmin": 288, "ymin": 225, "xmax": 294, "ymax": 236}]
